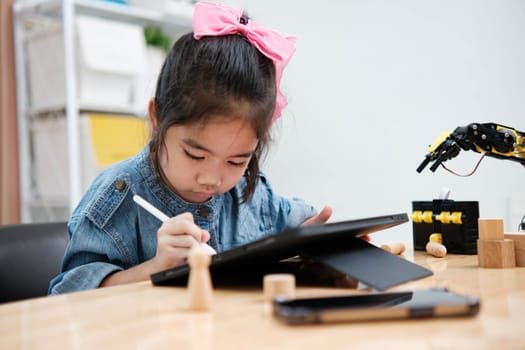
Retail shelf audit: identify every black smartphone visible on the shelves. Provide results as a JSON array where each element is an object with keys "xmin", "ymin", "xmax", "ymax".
[{"xmin": 273, "ymin": 288, "xmax": 480, "ymax": 324}]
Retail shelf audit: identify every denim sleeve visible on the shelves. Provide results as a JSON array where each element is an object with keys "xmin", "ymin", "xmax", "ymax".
[
  {"xmin": 48, "ymin": 262, "xmax": 122, "ymax": 294},
  {"xmin": 48, "ymin": 174, "xmax": 135, "ymax": 295},
  {"xmin": 48, "ymin": 215, "xmax": 126, "ymax": 295},
  {"xmin": 259, "ymin": 174, "xmax": 318, "ymax": 231},
  {"xmin": 284, "ymin": 197, "xmax": 318, "ymax": 228}
]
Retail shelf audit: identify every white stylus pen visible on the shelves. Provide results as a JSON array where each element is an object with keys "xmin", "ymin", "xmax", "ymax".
[{"xmin": 133, "ymin": 194, "xmax": 217, "ymax": 255}]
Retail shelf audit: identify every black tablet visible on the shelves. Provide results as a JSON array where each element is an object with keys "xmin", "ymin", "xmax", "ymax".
[{"xmin": 150, "ymin": 212, "xmax": 433, "ymax": 290}]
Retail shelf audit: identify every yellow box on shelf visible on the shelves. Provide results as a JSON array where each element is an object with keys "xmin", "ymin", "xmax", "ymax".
[
  {"xmin": 88, "ymin": 114, "xmax": 149, "ymax": 167},
  {"xmin": 32, "ymin": 113, "xmax": 149, "ymax": 202}
]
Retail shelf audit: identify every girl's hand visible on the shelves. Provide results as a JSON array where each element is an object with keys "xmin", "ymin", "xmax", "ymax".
[
  {"xmin": 153, "ymin": 212, "xmax": 210, "ymax": 270},
  {"xmin": 301, "ymin": 206, "xmax": 371, "ymax": 242},
  {"xmin": 301, "ymin": 205, "xmax": 333, "ymax": 226}
]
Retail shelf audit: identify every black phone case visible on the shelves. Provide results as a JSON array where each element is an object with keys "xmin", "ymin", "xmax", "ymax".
[{"xmin": 273, "ymin": 288, "xmax": 480, "ymax": 324}]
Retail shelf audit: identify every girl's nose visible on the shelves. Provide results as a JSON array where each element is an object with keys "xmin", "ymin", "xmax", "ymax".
[{"xmin": 196, "ymin": 171, "xmax": 221, "ymax": 188}]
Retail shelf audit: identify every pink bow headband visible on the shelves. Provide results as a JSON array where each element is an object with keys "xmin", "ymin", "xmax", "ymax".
[{"xmin": 193, "ymin": 2, "xmax": 296, "ymax": 122}]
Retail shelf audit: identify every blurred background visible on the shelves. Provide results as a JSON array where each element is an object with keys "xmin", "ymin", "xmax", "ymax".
[
  {"xmin": 223, "ymin": 0, "xmax": 525, "ymax": 242},
  {"xmin": 2, "ymin": 0, "xmax": 524, "ymax": 244}
]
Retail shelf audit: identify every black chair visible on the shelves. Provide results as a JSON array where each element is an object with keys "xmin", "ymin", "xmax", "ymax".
[{"xmin": 0, "ymin": 221, "xmax": 69, "ymax": 303}]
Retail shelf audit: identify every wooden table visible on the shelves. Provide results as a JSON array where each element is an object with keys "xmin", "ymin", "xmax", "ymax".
[{"xmin": 1, "ymin": 251, "xmax": 524, "ymax": 350}]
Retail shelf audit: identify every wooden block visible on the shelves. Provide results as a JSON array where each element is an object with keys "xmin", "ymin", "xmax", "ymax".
[
  {"xmin": 503, "ymin": 233, "xmax": 525, "ymax": 267},
  {"xmin": 426, "ymin": 241, "xmax": 447, "ymax": 258},
  {"xmin": 504, "ymin": 232, "xmax": 525, "ymax": 250},
  {"xmin": 478, "ymin": 218, "xmax": 504, "ymax": 241},
  {"xmin": 477, "ymin": 239, "xmax": 516, "ymax": 268},
  {"xmin": 380, "ymin": 242, "xmax": 406, "ymax": 255},
  {"xmin": 515, "ymin": 249, "xmax": 525, "ymax": 267},
  {"xmin": 263, "ymin": 274, "xmax": 295, "ymax": 301}
]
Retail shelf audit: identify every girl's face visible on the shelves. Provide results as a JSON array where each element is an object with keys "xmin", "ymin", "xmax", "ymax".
[{"xmin": 158, "ymin": 116, "xmax": 258, "ymax": 203}]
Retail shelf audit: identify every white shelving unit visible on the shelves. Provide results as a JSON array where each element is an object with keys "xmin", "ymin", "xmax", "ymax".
[{"xmin": 13, "ymin": 0, "xmax": 192, "ymax": 222}]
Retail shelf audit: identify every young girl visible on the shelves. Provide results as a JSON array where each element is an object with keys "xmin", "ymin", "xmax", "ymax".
[{"xmin": 49, "ymin": 2, "xmax": 331, "ymax": 294}]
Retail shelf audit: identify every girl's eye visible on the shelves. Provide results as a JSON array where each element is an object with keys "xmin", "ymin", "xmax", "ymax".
[
  {"xmin": 184, "ymin": 149, "xmax": 204, "ymax": 161},
  {"xmin": 228, "ymin": 160, "xmax": 246, "ymax": 167}
]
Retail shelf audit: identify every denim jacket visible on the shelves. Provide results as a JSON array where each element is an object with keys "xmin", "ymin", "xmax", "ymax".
[{"xmin": 48, "ymin": 146, "xmax": 317, "ymax": 294}]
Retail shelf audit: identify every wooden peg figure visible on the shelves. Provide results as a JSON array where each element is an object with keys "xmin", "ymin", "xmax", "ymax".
[
  {"xmin": 426, "ymin": 233, "xmax": 447, "ymax": 258},
  {"xmin": 380, "ymin": 242, "xmax": 406, "ymax": 255},
  {"xmin": 187, "ymin": 245, "xmax": 213, "ymax": 312}
]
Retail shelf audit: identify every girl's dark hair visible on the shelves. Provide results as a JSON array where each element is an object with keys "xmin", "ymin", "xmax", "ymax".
[{"xmin": 150, "ymin": 30, "xmax": 276, "ymax": 203}]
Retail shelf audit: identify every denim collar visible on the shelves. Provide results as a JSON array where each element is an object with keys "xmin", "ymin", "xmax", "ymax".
[{"xmin": 136, "ymin": 146, "xmax": 224, "ymax": 224}]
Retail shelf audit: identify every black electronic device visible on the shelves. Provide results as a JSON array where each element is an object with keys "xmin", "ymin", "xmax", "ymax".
[
  {"xmin": 151, "ymin": 213, "xmax": 433, "ymax": 291},
  {"xmin": 273, "ymin": 288, "xmax": 480, "ymax": 324},
  {"xmin": 416, "ymin": 122, "xmax": 525, "ymax": 173},
  {"xmin": 412, "ymin": 200, "xmax": 479, "ymax": 254}
]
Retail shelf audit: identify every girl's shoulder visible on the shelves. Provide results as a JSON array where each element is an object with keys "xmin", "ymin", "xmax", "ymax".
[
  {"xmin": 71, "ymin": 152, "xmax": 147, "ymax": 229},
  {"xmin": 227, "ymin": 171, "xmax": 274, "ymax": 202},
  {"xmin": 243, "ymin": 171, "xmax": 317, "ymax": 228}
]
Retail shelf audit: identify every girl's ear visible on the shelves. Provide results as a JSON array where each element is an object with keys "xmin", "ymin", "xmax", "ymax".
[{"xmin": 148, "ymin": 99, "xmax": 158, "ymax": 132}]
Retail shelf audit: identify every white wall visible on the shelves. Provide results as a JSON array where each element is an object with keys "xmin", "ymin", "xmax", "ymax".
[{"xmin": 223, "ymin": 0, "xmax": 525, "ymax": 242}]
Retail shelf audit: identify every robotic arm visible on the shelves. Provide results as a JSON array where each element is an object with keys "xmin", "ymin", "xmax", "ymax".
[{"xmin": 416, "ymin": 122, "xmax": 525, "ymax": 173}]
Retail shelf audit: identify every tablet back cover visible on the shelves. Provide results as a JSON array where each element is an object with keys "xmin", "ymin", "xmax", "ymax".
[{"xmin": 300, "ymin": 237, "xmax": 433, "ymax": 290}]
